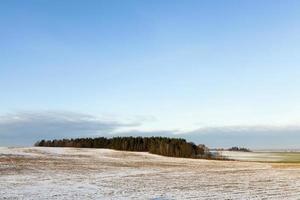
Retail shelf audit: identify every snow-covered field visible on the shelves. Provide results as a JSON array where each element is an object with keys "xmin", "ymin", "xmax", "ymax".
[{"xmin": 1, "ymin": 147, "xmax": 300, "ymax": 199}]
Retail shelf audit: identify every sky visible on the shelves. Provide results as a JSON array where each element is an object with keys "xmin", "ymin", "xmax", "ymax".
[{"xmin": 1, "ymin": 0, "xmax": 300, "ymax": 148}]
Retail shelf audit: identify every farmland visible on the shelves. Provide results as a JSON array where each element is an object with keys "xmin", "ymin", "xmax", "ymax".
[
  {"xmin": 1, "ymin": 147, "xmax": 300, "ymax": 199},
  {"xmin": 220, "ymin": 150, "xmax": 300, "ymax": 163}
]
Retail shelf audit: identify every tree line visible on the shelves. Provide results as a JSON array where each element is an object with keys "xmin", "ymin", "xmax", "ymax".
[
  {"xmin": 35, "ymin": 136, "xmax": 211, "ymax": 158},
  {"xmin": 228, "ymin": 146, "xmax": 251, "ymax": 152}
]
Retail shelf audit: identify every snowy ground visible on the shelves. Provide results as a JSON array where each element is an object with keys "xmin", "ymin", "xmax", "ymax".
[{"xmin": 1, "ymin": 147, "xmax": 300, "ymax": 199}]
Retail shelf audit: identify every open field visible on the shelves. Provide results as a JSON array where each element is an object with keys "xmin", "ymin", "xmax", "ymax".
[
  {"xmin": 1, "ymin": 147, "xmax": 300, "ymax": 199},
  {"xmin": 220, "ymin": 150, "xmax": 300, "ymax": 163}
]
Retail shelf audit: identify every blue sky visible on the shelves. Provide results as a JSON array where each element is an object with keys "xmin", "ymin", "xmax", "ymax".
[{"xmin": 1, "ymin": 0, "xmax": 300, "ymax": 148}]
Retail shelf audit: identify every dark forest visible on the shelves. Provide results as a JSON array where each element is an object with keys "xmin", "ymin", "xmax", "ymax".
[{"xmin": 35, "ymin": 137, "xmax": 210, "ymax": 158}]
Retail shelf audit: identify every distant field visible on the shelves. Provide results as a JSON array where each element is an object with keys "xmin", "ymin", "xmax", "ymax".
[
  {"xmin": 220, "ymin": 150, "xmax": 300, "ymax": 163},
  {"xmin": 1, "ymin": 147, "xmax": 300, "ymax": 199}
]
